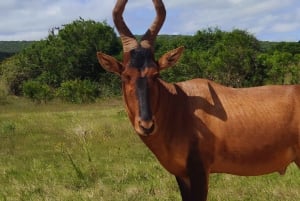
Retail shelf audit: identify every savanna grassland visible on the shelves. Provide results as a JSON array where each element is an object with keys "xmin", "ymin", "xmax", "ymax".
[{"xmin": 0, "ymin": 98, "xmax": 299, "ymax": 201}]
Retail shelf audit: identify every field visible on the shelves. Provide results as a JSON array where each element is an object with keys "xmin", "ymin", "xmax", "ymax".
[{"xmin": 0, "ymin": 97, "xmax": 299, "ymax": 201}]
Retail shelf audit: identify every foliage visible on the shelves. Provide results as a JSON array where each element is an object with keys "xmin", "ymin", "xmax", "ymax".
[
  {"xmin": 98, "ymin": 72, "xmax": 122, "ymax": 97},
  {"xmin": 1, "ymin": 22, "xmax": 300, "ymax": 102},
  {"xmin": 272, "ymin": 42, "xmax": 300, "ymax": 55},
  {"xmin": 0, "ymin": 18, "xmax": 121, "ymax": 97},
  {"xmin": 204, "ymin": 29, "xmax": 262, "ymax": 87},
  {"xmin": 159, "ymin": 28, "xmax": 266, "ymax": 87},
  {"xmin": 57, "ymin": 79, "xmax": 100, "ymax": 104},
  {"xmin": 0, "ymin": 56, "xmax": 31, "ymax": 95},
  {"xmin": 0, "ymin": 41, "xmax": 33, "ymax": 62},
  {"xmin": 0, "ymin": 52, "xmax": 14, "ymax": 63},
  {"xmin": 258, "ymin": 51, "xmax": 300, "ymax": 84},
  {"xmin": 0, "ymin": 41, "xmax": 33, "ymax": 53},
  {"xmin": 0, "ymin": 81, "xmax": 8, "ymax": 105},
  {"xmin": 22, "ymin": 80, "xmax": 54, "ymax": 103}
]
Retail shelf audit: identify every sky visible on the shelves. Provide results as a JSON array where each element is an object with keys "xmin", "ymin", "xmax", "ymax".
[{"xmin": 0, "ymin": 0, "xmax": 300, "ymax": 42}]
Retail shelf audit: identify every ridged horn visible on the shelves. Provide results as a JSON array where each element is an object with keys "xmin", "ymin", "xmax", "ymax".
[
  {"xmin": 113, "ymin": 0, "xmax": 139, "ymax": 52},
  {"xmin": 140, "ymin": 0, "xmax": 166, "ymax": 49}
]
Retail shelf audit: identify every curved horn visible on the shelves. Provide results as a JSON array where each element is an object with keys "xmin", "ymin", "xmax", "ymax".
[
  {"xmin": 113, "ymin": 0, "xmax": 138, "ymax": 52},
  {"xmin": 141, "ymin": 0, "xmax": 166, "ymax": 49}
]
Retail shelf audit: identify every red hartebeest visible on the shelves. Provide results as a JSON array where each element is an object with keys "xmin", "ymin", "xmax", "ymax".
[{"xmin": 97, "ymin": 0, "xmax": 300, "ymax": 200}]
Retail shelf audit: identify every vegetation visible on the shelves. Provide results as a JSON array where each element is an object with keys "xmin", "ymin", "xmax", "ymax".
[
  {"xmin": 1, "ymin": 19, "xmax": 300, "ymax": 103},
  {"xmin": 0, "ymin": 41, "xmax": 33, "ymax": 62},
  {"xmin": 0, "ymin": 41, "xmax": 33, "ymax": 53},
  {"xmin": 56, "ymin": 79, "xmax": 100, "ymax": 104},
  {"xmin": 0, "ymin": 99, "xmax": 299, "ymax": 201},
  {"xmin": 0, "ymin": 18, "xmax": 121, "ymax": 100},
  {"xmin": 22, "ymin": 80, "xmax": 54, "ymax": 103},
  {"xmin": 156, "ymin": 29, "xmax": 300, "ymax": 87}
]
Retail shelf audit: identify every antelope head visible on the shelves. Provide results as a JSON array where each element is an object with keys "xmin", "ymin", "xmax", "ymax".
[{"xmin": 97, "ymin": 0, "xmax": 184, "ymax": 136}]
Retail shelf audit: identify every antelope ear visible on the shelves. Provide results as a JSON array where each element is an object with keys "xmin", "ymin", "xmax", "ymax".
[
  {"xmin": 158, "ymin": 46, "xmax": 184, "ymax": 70},
  {"xmin": 97, "ymin": 52, "xmax": 124, "ymax": 75}
]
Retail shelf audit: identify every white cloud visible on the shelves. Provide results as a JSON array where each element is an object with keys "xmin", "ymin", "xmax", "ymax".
[
  {"xmin": 0, "ymin": 0, "xmax": 299, "ymax": 41},
  {"xmin": 271, "ymin": 23, "xmax": 300, "ymax": 33},
  {"xmin": 163, "ymin": 0, "xmax": 300, "ymax": 41},
  {"xmin": 0, "ymin": 0, "xmax": 116, "ymax": 40}
]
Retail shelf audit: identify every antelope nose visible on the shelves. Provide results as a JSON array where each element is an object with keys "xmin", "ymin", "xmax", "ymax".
[{"xmin": 138, "ymin": 120, "xmax": 155, "ymax": 135}]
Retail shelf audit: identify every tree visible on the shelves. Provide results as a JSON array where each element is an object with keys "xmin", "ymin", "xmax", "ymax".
[
  {"xmin": 0, "ymin": 56, "xmax": 31, "ymax": 95},
  {"xmin": 2, "ymin": 18, "xmax": 121, "ymax": 96},
  {"xmin": 56, "ymin": 18, "xmax": 121, "ymax": 81},
  {"xmin": 208, "ymin": 29, "xmax": 263, "ymax": 87},
  {"xmin": 2, "ymin": 24, "xmax": 299, "ymax": 99},
  {"xmin": 273, "ymin": 42, "xmax": 300, "ymax": 55},
  {"xmin": 158, "ymin": 29, "xmax": 264, "ymax": 87},
  {"xmin": 260, "ymin": 51, "xmax": 300, "ymax": 84}
]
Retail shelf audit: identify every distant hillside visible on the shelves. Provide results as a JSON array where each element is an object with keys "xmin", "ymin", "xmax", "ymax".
[
  {"xmin": 1, "ymin": 38, "xmax": 300, "ymax": 63},
  {"xmin": 0, "ymin": 41, "xmax": 34, "ymax": 62},
  {"xmin": 0, "ymin": 41, "xmax": 34, "ymax": 53},
  {"xmin": 259, "ymin": 41, "xmax": 300, "ymax": 54}
]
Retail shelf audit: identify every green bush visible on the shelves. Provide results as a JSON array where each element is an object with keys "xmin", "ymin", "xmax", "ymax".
[
  {"xmin": 0, "ymin": 89, "xmax": 8, "ymax": 105},
  {"xmin": 0, "ymin": 81, "xmax": 8, "ymax": 105},
  {"xmin": 98, "ymin": 72, "xmax": 121, "ymax": 97},
  {"xmin": 22, "ymin": 80, "xmax": 54, "ymax": 103},
  {"xmin": 57, "ymin": 80, "xmax": 100, "ymax": 104}
]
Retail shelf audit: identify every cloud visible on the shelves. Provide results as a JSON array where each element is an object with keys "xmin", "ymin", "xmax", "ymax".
[
  {"xmin": 0, "ymin": 0, "xmax": 115, "ymax": 40},
  {"xmin": 162, "ymin": 0, "xmax": 300, "ymax": 41},
  {"xmin": 271, "ymin": 23, "xmax": 300, "ymax": 33},
  {"xmin": 0, "ymin": 0, "xmax": 299, "ymax": 41}
]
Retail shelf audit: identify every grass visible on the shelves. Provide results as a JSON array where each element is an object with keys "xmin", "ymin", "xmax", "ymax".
[{"xmin": 0, "ymin": 97, "xmax": 299, "ymax": 200}]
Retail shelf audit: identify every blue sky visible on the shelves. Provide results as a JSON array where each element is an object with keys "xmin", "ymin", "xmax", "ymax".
[{"xmin": 0, "ymin": 0, "xmax": 299, "ymax": 41}]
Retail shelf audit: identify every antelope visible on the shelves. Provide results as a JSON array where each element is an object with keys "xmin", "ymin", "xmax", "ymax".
[{"xmin": 97, "ymin": 0, "xmax": 300, "ymax": 200}]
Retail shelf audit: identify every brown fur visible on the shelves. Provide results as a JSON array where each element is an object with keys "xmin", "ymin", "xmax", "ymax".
[
  {"xmin": 97, "ymin": 0, "xmax": 300, "ymax": 200},
  {"xmin": 146, "ymin": 79, "xmax": 300, "ymax": 177}
]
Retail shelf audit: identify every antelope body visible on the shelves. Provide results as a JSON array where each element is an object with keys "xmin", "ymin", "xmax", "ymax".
[{"xmin": 97, "ymin": 0, "xmax": 300, "ymax": 200}]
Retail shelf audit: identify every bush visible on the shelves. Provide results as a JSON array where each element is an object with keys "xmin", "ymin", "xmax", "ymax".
[
  {"xmin": 0, "ymin": 80, "xmax": 8, "ymax": 105},
  {"xmin": 57, "ymin": 80, "xmax": 100, "ymax": 104},
  {"xmin": 0, "ymin": 56, "xmax": 30, "ymax": 95},
  {"xmin": 0, "ymin": 89, "xmax": 8, "ymax": 105},
  {"xmin": 98, "ymin": 72, "xmax": 121, "ymax": 97},
  {"xmin": 22, "ymin": 80, "xmax": 54, "ymax": 103}
]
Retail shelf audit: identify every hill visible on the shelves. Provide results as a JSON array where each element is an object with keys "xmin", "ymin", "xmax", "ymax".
[{"xmin": 0, "ymin": 41, "xmax": 34, "ymax": 62}]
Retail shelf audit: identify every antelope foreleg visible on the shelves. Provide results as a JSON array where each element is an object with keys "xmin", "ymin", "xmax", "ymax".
[
  {"xmin": 176, "ymin": 171, "xmax": 208, "ymax": 201},
  {"xmin": 296, "ymin": 149, "xmax": 300, "ymax": 168},
  {"xmin": 182, "ymin": 152, "xmax": 209, "ymax": 201},
  {"xmin": 176, "ymin": 177, "xmax": 191, "ymax": 201}
]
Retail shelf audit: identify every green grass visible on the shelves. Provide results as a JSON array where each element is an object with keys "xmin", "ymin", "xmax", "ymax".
[{"xmin": 0, "ymin": 97, "xmax": 299, "ymax": 200}]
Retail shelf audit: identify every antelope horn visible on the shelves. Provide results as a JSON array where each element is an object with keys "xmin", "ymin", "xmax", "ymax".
[
  {"xmin": 113, "ymin": 0, "xmax": 139, "ymax": 52},
  {"xmin": 141, "ymin": 0, "xmax": 166, "ymax": 49}
]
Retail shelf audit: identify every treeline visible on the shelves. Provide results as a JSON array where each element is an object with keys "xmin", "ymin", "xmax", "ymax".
[
  {"xmin": 0, "ymin": 41, "xmax": 33, "ymax": 62},
  {"xmin": 0, "ymin": 52, "xmax": 14, "ymax": 62},
  {"xmin": 155, "ymin": 29, "xmax": 300, "ymax": 87},
  {"xmin": 0, "ymin": 18, "xmax": 300, "ymax": 103}
]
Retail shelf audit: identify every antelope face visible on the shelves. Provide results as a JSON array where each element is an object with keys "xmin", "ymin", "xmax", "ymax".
[
  {"xmin": 98, "ymin": 47, "xmax": 184, "ymax": 136},
  {"xmin": 122, "ymin": 47, "xmax": 159, "ymax": 135},
  {"xmin": 97, "ymin": 0, "xmax": 184, "ymax": 136}
]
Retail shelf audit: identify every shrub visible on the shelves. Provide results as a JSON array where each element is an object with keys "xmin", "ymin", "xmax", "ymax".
[
  {"xmin": 0, "ymin": 81, "xmax": 8, "ymax": 105},
  {"xmin": 57, "ymin": 80, "xmax": 100, "ymax": 104},
  {"xmin": 98, "ymin": 72, "xmax": 121, "ymax": 97},
  {"xmin": 22, "ymin": 80, "xmax": 54, "ymax": 103},
  {"xmin": 0, "ymin": 89, "xmax": 8, "ymax": 105}
]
